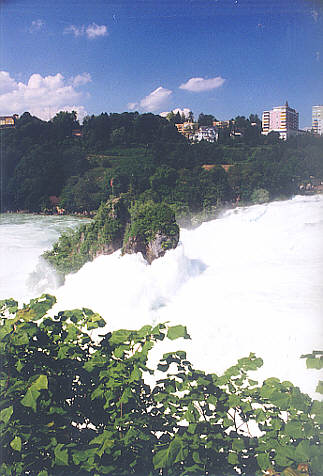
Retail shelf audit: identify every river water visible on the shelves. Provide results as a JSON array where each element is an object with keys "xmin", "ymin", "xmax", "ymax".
[{"xmin": 1, "ymin": 195, "xmax": 322, "ymax": 398}]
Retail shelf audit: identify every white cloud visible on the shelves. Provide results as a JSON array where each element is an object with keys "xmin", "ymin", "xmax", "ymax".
[
  {"xmin": 29, "ymin": 19, "xmax": 45, "ymax": 33},
  {"xmin": 0, "ymin": 71, "xmax": 90, "ymax": 121},
  {"xmin": 128, "ymin": 102, "xmax": 139, "ymax": 110},
  {"xmin": 174, "ymin": 107, "xmax": 191, "ymax": 117},
  {"xmin": 0, "ymin": 71, "xmax": 17, "ymax": 94},
  {"xmin": 311, "ymin": 9, "xmax": 319, "ymax": 22},
  {"xmin": 86, "ymin": 23, "xmax": 108, "ymax": 39},
  {"xmin": 57, "ymin": 105, "xmax": 88, "ymax": 122},
  {"xmin": 72, "ymin": 73, "xmax": 92, "ymax": 87},
  {"xmin": 64, "ymin": 25, "xmax": 85, "ymax": 37},
  {"xmin": 179, "ymin": 76, "xmax": 225, "ymax": 92},
  {"xmin": 160, "ymin": 108, "xmax": 192, "ymax": 118},
  {"xmin": 130, "ymin": 86, "xmax": 172, "ymax": 112},
  {"xmin": 64, "ymin": 23, "xmax": 108, "ymax": 39}
]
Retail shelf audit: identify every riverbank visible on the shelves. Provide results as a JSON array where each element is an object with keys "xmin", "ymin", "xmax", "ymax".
[
  {"xmin": 2, "ymin": 187, "xmax": 321, "ymax": 231},
  {"xmin": 1, "ymin": 209, "xmax": 95, "ymax": 218}
]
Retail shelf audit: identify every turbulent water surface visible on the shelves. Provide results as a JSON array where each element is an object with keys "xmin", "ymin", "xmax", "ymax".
[
  {"xmin": 0, "ymin": 214, "xmax": 90, "ymax": 301},
  {"xmin": 1, "ymin": 195, "xmax": 322, "ymax": 398}
]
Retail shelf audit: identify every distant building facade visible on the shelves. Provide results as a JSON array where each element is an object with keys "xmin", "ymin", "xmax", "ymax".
[
  {"xmin": 175, "ymin": 122, "xmax": 199, "ymax": 140},
  {"xmin": 0, "ymin": 114, "xmax": 18, "ymax": 129},
  {"xmin": 312, "ymin": 105, "xmax": 323, "ymax": 135},
  {"xmin": 202, "ymin": 164, "xmax": 234, "ymax": 172},
  {"xmin": 262, "ymin": 102, "xmax": 299, "ymax": 140},
  {"xmin": 72, "ymin": 129, "xmax": 83, "ymax": 137},
  {"xmin": 176, "ymin": 122, "xmax": 219, "ymax": 143},
  {"xmin": 213, "ymin": 120, "xmax": 232, "ymax": 129},
  {"xmin": 193, "ymin": 126, "xmax": 218, "ymax": 143}
]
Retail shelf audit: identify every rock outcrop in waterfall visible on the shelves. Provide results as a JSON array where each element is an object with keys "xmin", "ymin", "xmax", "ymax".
[{"xmin": 43, "ymin": 196, "xmax": 179, "ymax": 276}]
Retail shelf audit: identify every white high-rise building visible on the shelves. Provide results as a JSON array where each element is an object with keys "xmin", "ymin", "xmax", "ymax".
[
  {"xmin": 312, "ymin": 105, "xmax": 323, "ymax": 135},
  {"xmin": 262, "ymin": 101, "xmax": 299, "ymax": 140}
]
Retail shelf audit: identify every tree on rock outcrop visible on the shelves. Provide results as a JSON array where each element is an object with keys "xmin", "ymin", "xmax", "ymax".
[
  {"xmin": 43, "ymin": 196, "xmax": 130, "ymax": 275},
  {"xmin": 43, "ymin": 197, "xmax": 180, "ymax": 276},
  {"xmin": 122, "ymin": 201, "xmax": 179, "ymax": 263}
]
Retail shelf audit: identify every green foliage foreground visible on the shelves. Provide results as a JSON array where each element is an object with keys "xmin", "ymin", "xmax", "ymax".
[{"xmin": 0, "ymin": 295, "xmax": 322, "ymax": 476}]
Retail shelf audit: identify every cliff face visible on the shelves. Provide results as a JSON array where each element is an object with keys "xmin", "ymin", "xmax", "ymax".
[
  {"xmin": 43, "ymin": 196, "xmax": 130, "ymax": 276},
  {"xmin": 43, "ymin": 197, "xmax": 179, "ymax": 276},
  {"xmin": 123, "ymin": 230, "xmax": 179, "ymax": 264},
  {"xmin": 87, "ymin": 197, "xmax": 130, "ymax": 259},
  {"xmin": 122, "ymin": 201, "xmax": 179, "ymax": 264}
]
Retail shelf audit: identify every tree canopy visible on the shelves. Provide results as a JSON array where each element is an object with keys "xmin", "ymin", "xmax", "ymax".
[{"xmin": 1, "ymin": 110, "xmax": 322, "ymax": 215}]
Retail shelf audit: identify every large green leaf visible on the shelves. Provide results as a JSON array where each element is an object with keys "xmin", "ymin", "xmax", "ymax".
[
  {"xmin": 315, "ymin": 380, "xmax": 323, "ymax": 394},
  {"xmin": 306, "ymin": 357, "xmax": 323, "ymax": 370},
  {"xmin": 232, "ymin": 438, "xmax": 245, "ymax": 451},
  {"xmin": 86, "ymin": 311, "xmax": 106, "ymax": 330},
  {"xmin": 10, "ymin": 436, "xmax": 21, "ymax": 452},
  {"xmin": 257, "ymin": 452, "xmax": 270, "ymax": 470},
  {"xmin": 295, "ymin": 440, "xmax": 310, "ymax": 462},
  {"xmin": 0, "ymin": 298, "xmax": 18, "ymax": 315},
  {"xmin": 192, "ymin": 450, "xmax": 202, "ymax": 464},
  {"xmin": 109, "ymin": 329, "xmax": 132, "ymax": 345},
  {"xmin": 137, "ymin": 324, "xmax": 152, "ymax": 338},
  {"xmin": 72, "ymin": 449, "xmax": 95, "ymax": 465},
  {"xmin": 129, "ymin": 366, "xmax": 142, "ymax": 382},
  {"xmin": 11, "ymin": 332, "xmax": 29, "ymax": 346},
  {"xmin": 228, "ymin": 452, "xmax": 239, "ymax": 465},
  {"xmin": 120, "ymin": 387, "xmax": 133, "ymax": 404},
  {"xmin": 17, "ymin": 294, "xmax": 56, "ymax": 322},
  {"xmin": 284, "ymin": 421, "xmax": 303, "ymax": 439},
  {"xmin": 153, "ymin": 437, "xmax": 186, "ymax": 469},
  {"xmin": 311, "ymin": 400, "xmax": 323, "ymax": 424},
  {"xmin": 0, "ymin": 406, "xmax": 13, "ymax": 424},
  {"xmin": 21, "ymin": 375, "xmax": 48, "ymax": 412},
  {"xmin": 274, "ymin": 450, "xmax": 292, "ymax": 467},
  {"xmin": 167, "ymin": 325, "xmax": 190, "ymax": 340},
  {"xmin": 54, "ymin": 444, "xmax": 69, "ymax": 466}
]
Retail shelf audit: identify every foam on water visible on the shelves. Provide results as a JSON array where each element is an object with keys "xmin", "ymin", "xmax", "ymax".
[
  {"xmin": 0, "ymin": 214, "xmax": 90, "ymax": 301},
  {"xmin": 1, "ymin": 196, "xmax": 322, "ymax": 398}
]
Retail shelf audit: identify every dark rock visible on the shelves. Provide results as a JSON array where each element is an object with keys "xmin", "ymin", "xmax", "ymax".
[
  {"xmin": 145, "ymin": 231, "xmax": 179, "ymax": 263},
  {"xmin": 122, "ymin": 202, "xmax": 179, "ymax": 263},
  {"xmin": 123, "ymin": 230, "xmax": 179, "ymax": 264}
]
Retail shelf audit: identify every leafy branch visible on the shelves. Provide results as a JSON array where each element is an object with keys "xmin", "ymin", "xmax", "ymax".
[{"xmin": 0, "ymin": 295, "xmax": 321, "ymax": 475}]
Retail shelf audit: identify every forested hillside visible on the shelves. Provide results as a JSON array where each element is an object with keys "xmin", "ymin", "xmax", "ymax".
[{"xmin": 1, "ymin": 110, "xmax": 323, "ymax": 215}]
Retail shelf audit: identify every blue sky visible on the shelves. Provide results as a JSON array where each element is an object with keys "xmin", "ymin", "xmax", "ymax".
[{"xmin": 0, "ymin": 0, "xmax": 322, "ymax": 127}]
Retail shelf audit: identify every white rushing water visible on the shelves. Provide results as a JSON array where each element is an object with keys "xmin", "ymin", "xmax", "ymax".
[
  {"xmin": 1, "ymin": 195, "xmax": 322, "ymax": 398},
  {"xmin": 0, "ymin": 214, "xmax": 91, "ymax": 301}
]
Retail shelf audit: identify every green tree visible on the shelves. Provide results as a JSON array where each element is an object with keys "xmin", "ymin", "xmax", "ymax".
[
  {"xmin": 174, "ymin": 111, "xmax": 183, "ymax": 123},
  {"xmin": 149, "ymin": 165, "xmax": 178, "ymax": 199},
  {"xmin": 166, "ymin": 111, "xmax": 176, "ymax": 123},
  {"xmin": 249, "ymin": 114, "xmax": 261, "ymax": 127},
  {"xmin": 124, "ymin": 200, "xmax": 179, "ymax": 247},
  {"xmin": 110, "ymin": 126, "xmax": 127, "ymax": 145},
  {"xmin": 8, "ymin": 145, "xmax": 63, "ymax": 211},
  {"xmin": 198, "ymin": 113, "xmax": 216, "ymax": 126},
  {"xmin": 82, "ymin": 113, "xmax": 111, "ymax": 151},
  {"xmin": 188, "ymin": 111, "xmax": 194, "ymax": 122},
  {"xmin": 51, "ymin": 111, "xmax": 79, "ymax": 141},
  {"xmin": 198, "ymin": 166, "xmax": 234, "ymax": 208},
  {"xmin": 251, "ymin": 188, "xmax": 270, "ymax": 203}
]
